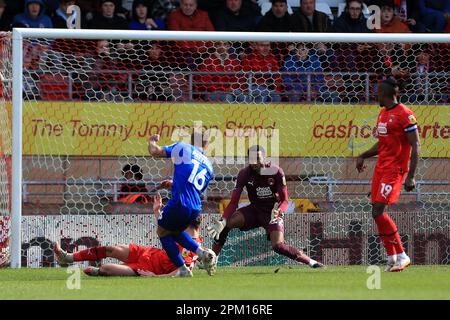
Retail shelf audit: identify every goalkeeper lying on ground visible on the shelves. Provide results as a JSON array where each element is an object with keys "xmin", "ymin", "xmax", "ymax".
[{"xmin": 53, "ymin": 192, "xmax": 203, "ymax": 277}]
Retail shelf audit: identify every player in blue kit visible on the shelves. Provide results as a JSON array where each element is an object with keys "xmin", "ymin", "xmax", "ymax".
[{"xmin": 148, "ymin": 131, "xmax": 217, "ymax": 277}]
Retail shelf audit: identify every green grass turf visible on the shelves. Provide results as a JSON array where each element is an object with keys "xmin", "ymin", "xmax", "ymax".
[{"xmin": 1, "ymin": 266, "xmax": 449, "ymax": 300}]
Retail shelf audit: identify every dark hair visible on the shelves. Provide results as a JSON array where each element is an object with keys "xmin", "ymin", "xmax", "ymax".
[
  {"xmin": 382, "ymin": 77, "xmax": 399, "ymax": 89},
  {"xmin": 122, "ymin": 164, "xmax": 143, "ymax": 180},
  {"xmin": 247, "ymin": 145, "xmax": 266, "ymax": 157},
  {"xmin": 189, "ymin": 215, "xmax": 202, "ymax": 229}
]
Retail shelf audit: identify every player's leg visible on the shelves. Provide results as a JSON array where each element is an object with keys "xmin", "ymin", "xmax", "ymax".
[
  {"xmin": 84, "ymin": 263, "xmax": 137, "ymax": 277},
  {"xmin": 269, "ymin": 226, "xmax": 324, "ymax": 268},
  {"xmin": 172, "ymin": 212, "xmax": 217, "ymax": 276},
  {"xmin": 54, "ymin": 242, "xmax": 116, "ymax": 267},
  {"xmin": 372, "ymin": 170, "xmax": 410, "ymax": 271},
  {"xmin": 212, "ymin": 210, "xmax": 246, "ymax": 255}
]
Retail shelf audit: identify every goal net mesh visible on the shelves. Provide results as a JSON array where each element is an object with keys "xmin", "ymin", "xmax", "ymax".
[{"xmin": 0, "ymin": 33, "xmax": 449, "ymax": 267}]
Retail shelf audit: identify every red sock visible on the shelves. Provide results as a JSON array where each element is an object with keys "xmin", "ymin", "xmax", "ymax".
[
  {"xmin": 374, "ymin": 212, "xmax": 399, "ymax": 256},
  {"xmin": 73, "ymin": 246, "xmax": 107, "ymax": 262}
]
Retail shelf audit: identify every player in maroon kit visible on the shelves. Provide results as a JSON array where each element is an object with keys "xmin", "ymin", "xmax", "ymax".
[
  {"xmin": 207, "ymin": 145, "xmax": 324, "ymax": 268},
  {"xmin": 356, "ymin": 78, "xmax": 420, "ymax": 272}
]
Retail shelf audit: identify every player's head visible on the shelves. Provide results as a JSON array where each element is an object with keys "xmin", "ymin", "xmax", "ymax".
[
  {"xmin": 188, "ymin": 215, "xmax": 202, "ymax": 231},
  {"xmin": 378, "ymin": 78, "xmax": 399, "ymax": 108},
  {"xmin": 248, "ymin": 145, "xmax": 265, "ymax": 173},
  {"xmin": 191, "ymin": 130, "xmax": 209, "ymax": 151}
]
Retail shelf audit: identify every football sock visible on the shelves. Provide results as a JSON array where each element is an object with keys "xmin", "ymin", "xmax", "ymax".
[
  {"xmin": 160, "ymin": 235, "xmax": 185, "ymax": 268},
  {"xmin": 397, "ymin": 252, "xmax": 408, "ymax": 260},
  {"xmin": 173, "ymin": 231, "xmax": 200, "ymax": 253},
  {"xmin": 374, "ymin": 212, "xmax": 399, "ymax": 256},
  {"xmin": 212, "ymin": 226, "xmax": 230, "ymax": 255},
  {"xmin": 73, "ymin": 246, "xmax": 107, "ymax": 262},
  {"xmin": 308, "ymin": 258, "xmax": 318, "ymax": 267},
  {"xmin": 272, "ymin": 242, "xmax": 310, "ymax": 265}
]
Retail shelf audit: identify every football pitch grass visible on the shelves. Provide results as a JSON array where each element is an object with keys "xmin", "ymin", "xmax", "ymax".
[{"xmin": 1, "ymin": 266, "xmax": 449, "ymax": 300}]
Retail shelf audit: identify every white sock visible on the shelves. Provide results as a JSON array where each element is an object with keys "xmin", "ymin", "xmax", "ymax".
[
  {"xmin": 196, "ymin": 247, "xmax": 205, "ymax": 257},
  {"xmin": 397, "ymin": 252, "xmax": 408, "ymax": 260},
  {"xmin": 308, "ymin": 258, "xmax": 318, "ymax": 267},
  {"xmin": 387, "ymin": 254, "xmax": 397, "ymax": 264}
]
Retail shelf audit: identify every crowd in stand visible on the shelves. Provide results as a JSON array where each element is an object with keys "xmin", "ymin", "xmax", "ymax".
[{"xmin": 0, "ymin": 0, "xmax": 449, "ymax": 103}]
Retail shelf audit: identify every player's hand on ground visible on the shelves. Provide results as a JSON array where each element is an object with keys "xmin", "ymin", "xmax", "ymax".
[
  {"xmin": 137, "ymin": 269, "xmax": 156, "ymax": 277},
  {"xmin": 160, "ymin": 179, "xmax": 173, "ymax": 190},
  {"xmin": 207, "ymin": 218, "xmax": 226, "ymax": 240},
  {"xmin": 356, "ymin": 157, "xmax": 366, "ymax": 173},
  {"xmin": 153, "ymin": 192, "xmax": 162, "ymax": 214},
  {"xmin": 404, "ymin": 176, "xmax": 416, "ymax": 192}
]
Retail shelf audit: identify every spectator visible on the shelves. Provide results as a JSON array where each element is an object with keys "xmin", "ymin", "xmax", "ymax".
[
  {"xmin": 168, "ymin": 0, "xmax": 214, "ymax": 31},
  {"xmin": 88, "ymin": 0, "xmax": 128, "ymax": 29},
  {"xmin": 12, "ymin": 0, "xmax": 53, "ymax": 28},
  {"xmin": 136, "ymin": 41, "xmax": 173, "ymax": 101},
  {"xmin": 137, "ymin": 41, "xmax": 191, "ymax": 101},
  {"xmin": 129, "ymin": 0, "xmax": 165, "ymax": 30},
  {"xmin": 333, "ymin": 0, "xmax": 370, "ymax": 33},
  {"xmin": 0, "ymin": 0, "xmax": 12, "ymax": 31},
  {"xmin": 199, "ymin": 0, "xmax": 260, "ymax": 22},
  {"xmin": 374, "ymin": 1, "xmax": 411, "ymax": 33},
  {"xmin": 233, "ymin": 41, "xmax": 281, "ymax": 103},
  {"xmin": 331, "ymin": 0, "xmax": 373, "ymax": 73},
  {"xmin": 367, "ymin": 0, "xmax": 424, "ymax": 32},
  {"xmin": 118, "ymin": 164, "xmax": 151, "ymax": 204},
  {"xmin": 418, "ymin": 0, "xmax": 450, "ymax": 32},
  {"xmin": 291, "ymin": 0, "xmax": 332, "ymax": 32},
  {"xmin": 167, "ymin": 0, "xmax": 214, "ymax": 53},
  {"xmin": 196, "ymin": 41, "xmax": 242, "ymax": 102},
  {"xmin": 151, "ymin": 0, "xmax": 180, "ymax": 22},
  {"xmin": 51, "ymin": 0, "xmax": 77, "ymax": 28},
  {"xmin": 282, "ymin": 43, "xmax": 335, "ymax": 103},
  {"xmin": 256, "ymin": 0, "xmax": 296, "ymax": 32},
  {"xmin": 213, "ymin": 0, "xmax": 260, "ymax": 31},
  {"xmin": 85, "ymin": 40, "xmax": 129, "ymax": 101}
]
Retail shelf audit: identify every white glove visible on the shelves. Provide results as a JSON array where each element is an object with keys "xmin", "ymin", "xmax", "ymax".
[
  {"xmin": 206, "ymin": 218, "xmax": 226, "ymax": 240},
  {"xmin": 269, "ymin": 203, "xmax": 284, "ymax": 224}
]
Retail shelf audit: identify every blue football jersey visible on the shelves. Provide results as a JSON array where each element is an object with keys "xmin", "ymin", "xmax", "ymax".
[{"xmin": 163, "ymin": 141, "xmax": 214, "ymax": 210}]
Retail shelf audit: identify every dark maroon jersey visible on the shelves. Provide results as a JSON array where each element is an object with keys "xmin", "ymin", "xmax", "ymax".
[{"xmin": 223, "ymin": 164, "xmax": 289, "ymax": 219}]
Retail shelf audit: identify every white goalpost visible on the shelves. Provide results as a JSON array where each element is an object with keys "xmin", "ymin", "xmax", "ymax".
[{"xmin": 3, "ymin": 28, "xmax": 450, "ymax": 268}]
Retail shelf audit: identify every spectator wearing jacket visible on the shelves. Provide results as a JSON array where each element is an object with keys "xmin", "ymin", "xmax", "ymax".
[{"xmin": 13, "ymin": 0, "xmax": 53, "ymax": 28}]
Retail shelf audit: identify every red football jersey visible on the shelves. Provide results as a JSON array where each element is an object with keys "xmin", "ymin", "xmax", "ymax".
[{"xmin": 375, "ymin": 103, "xmax": 418, "ymax": 172}]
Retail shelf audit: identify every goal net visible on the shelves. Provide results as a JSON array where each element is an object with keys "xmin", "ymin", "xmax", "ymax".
[{"xmin": 1, "ymin": 29, "xmax": 449, "ymax": 268}]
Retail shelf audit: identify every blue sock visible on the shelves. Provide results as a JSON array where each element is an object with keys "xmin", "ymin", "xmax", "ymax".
[
  {"xmin": 160, "ymin": 235, "xmax": 184, "ymax": 268},
  {"xmin": 174, "ymin": 231, "xmax": 200, "ymax": 253}
]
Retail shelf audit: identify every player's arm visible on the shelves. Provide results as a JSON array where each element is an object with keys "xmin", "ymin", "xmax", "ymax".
[
  {"xmin": 270, "ymin": 167, "xmax": 289, "ymax": 223},
  {"xmin": 356, "ymin": 142, "xmax": 379, "ymax": 173},
  {"xmin": 152, "ymin": 192, "xmax": 162, "ymax": 219},
  {"xmin": 136, "ymin": 269, "xmax": 178, "ymax": 277},
  {"xmin": 148, "ymin": 134, "xmax": 167, "ymax": 157},
  {"xmin": 404, "ymin": 129, "xmax": 421, "ymax": 192}
]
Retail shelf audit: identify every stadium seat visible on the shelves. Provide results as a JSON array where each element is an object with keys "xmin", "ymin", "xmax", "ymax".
[
  {"xmin": 315, "ymin": 2, "xmax": 334, "ymax": 21},
  {"xmin": 322, "ymin": 0, "xmax": 345, "ymax": 8},
  {"xmin": 39, "ymin": 73, "xmax": 70, "ymax": 100},
  {"xmin": 338, "ymin": 2, "xmax": 371, "ymax": 18}
]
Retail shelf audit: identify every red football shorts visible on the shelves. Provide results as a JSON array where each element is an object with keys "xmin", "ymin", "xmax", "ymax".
[{"xmin": 371, "ymin": 169, "xmax": 407, "ymax": 205}]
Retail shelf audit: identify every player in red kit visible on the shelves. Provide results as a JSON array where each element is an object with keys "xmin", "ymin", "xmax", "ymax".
[
  {"xmin": 54, "ymin": 193, "xmax": 202, "ymax": 277},
  {"xmin": 356, "ymin": 78, "xmax": 420, "ymax": 272},
  {"xmin": 207, "ymin": 145, "xmax": 324, "ymax": 268}
]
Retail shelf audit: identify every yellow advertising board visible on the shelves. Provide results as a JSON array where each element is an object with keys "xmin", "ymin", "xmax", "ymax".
[{"xmin": 18, "ymin": 102, "xmax": 450, "ymax": 157}]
